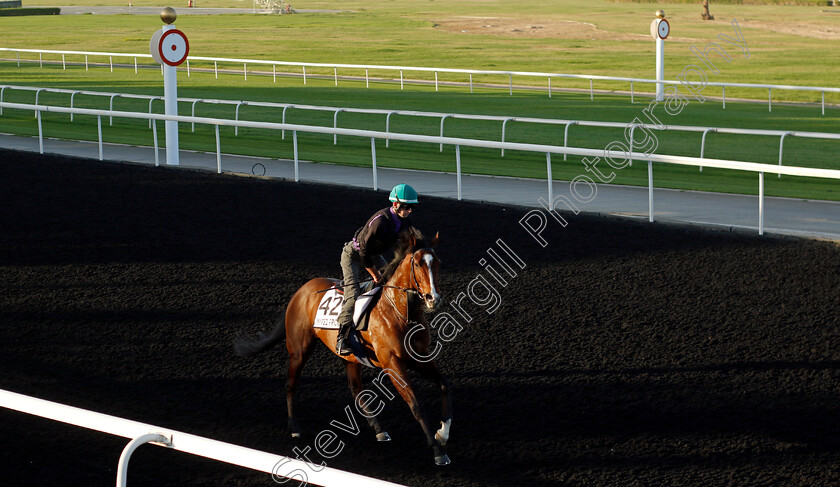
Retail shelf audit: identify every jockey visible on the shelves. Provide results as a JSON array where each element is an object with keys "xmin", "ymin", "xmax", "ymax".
[{"xmin": 336, "ymin": 183, "xmax": 418, "ymax": 355}]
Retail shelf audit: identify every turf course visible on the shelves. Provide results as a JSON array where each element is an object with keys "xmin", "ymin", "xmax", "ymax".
[{"xmin": 0, "ymin": 0, "xmax": 838, "ymax": 200}]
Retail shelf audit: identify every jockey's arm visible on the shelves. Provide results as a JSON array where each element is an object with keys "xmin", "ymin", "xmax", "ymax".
[{"xmin": 366, "ymin": 266, "xmax": 382, "ymax": 283}]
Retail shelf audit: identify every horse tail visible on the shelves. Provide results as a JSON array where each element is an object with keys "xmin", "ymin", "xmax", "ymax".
[{"xmin": 234, "ymin": 314, "xmax": 287, "ymax": 358}]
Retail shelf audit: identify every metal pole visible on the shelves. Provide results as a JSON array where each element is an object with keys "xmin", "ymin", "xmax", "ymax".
[
  {"xmin": 191, "ymin": 100, "xmax": 201, "ymax": 132},
  {"xmin": 234, "ymin": 102, "xmax": 244, "ymax": 136},
  {"xmin": 400, "ymin": 70, "xmax": 403, "ymax": 90},
  {"xmin": 333, "ymin": 109, "xmax": 343, "ymax": 145},
  {"xmin": 563, "ymin": 122, "xmax": 574, "ymax": 161},
  {"xmin": 509, "ymin": 74, "xmax": 512, "ymax": 96},
  {"xmin": 148, "ymin": 98, "xmax": 157, "ymax": 129},
  {"xmin": 435, "ymin": 72, "xmax": 438, "ymax": 92},
  {"xmin": 273, "ymin": 65, "xmax": 276, "ymax": 83},
  {"xmin": 282, "ymin": 105, "xmax": 292, "ymax": 139},
  {"xmin": 546, "ymin": 153, "xmax": 553, "ymax": 210},
  {"xmin": 134, "ymin": 57, "xmax": 137, "ymax": 74},
  {"xmin": 758, "ymin": 172, "xmax": 764, "ymax": 235},
  {"xmin": 334, "ymin": 67, "xmax": 337, "ymax": 86},
  {"xmin": 243, "ymin": 62, "xmax": 247, "ymax": 80},
  {"xmin": 630, "ymin": 81, "xmax": 634, "ymax": 103},
  {"xmin": 548, "ymin": 77, "xmax": 551, "ymax": 98},
  {"xmin": 85, "ymin": 55, "xmax": 88, "ymax": 71},
  {"xmin": 293, "ymin": 130, "xmax": 299, "ymax": 182},
  {"xmin": 455, "ymin": 145, "xmax": 462, "ymax": 200},
  {"xmin": 110, "ymin": 56, "xmax": 113, "ymax": 72},
  {"xmin": 37, "ymin": 110, "xmax": 43, "ymax": 154},
  {"xmin": 70, "ymin": 91, "xmax": 79, "ymax": 122},
  {"xmin": 117, "ymin": 433, "xmax": 169, "ymax": 487},
  {"xmin": 97, "ymin": 115, "xmax": 103, "ymax": 161},
  {"xmin": 215, "ymin": 125, "xmax": 221, "ymax": 174},
  {"xmin": 109, "ymin": 94, "xmax": 118, "ymax": 126},
  {"xmin": 722, "ymin": 85, "xmax": 726, "ymax": 109},
  {"xmin": 648, "ymin": 161, "xmax": 654, "ymax": 223},
  {"xmin": 768, "ymin": 88, "xmax": 772, "ymax": 112},
  {"xmin": 821, "ymin": 91, "xmax": 825, "ymax": 116},
  {"xmin": 590, "ymin": 79, "xmax": 594, "ymax": 101},
  {"xmin": 778, "ymin": 132, "xmax": 790, "ymax": 178},
  {"xmin": 302, "ymin": 66, "xmax": 306, "ymax": 85},
  {"xmin": 152, "ymin": 119, "xmax": 159, "ymax": 167},
  {"xmin": 699, "ymin": 128, "xmax": 714, "ymax": 172},
  {"xmin": 655, "ymin": 36, "xmax": 664, "ymax": 101},
  {"xmin": 385, "ymin": 111, "xmax": 395, "ymax": 148},
  {"xmin": 62, "ymin": 54, "xmax": 65, "ymax": 70},
  {"xmin": 214, "ymin": 60, "xmax": 218, "ymax": 79},
  {"xmin": 439, "ymin": 115, "xmax": 450, "ymax": 152},
  {"xmin": 186, "ymin": 60, "xmax": 190, "ymax": 77},
  {"xmin": 365, "ymin": 69, "xmax": 369, "ymax": 88},
  {"xmin": 628, "ymin": 125, "xmax": 635, "ymax": 167},
  {"xmin": 371, "ymin": 138, "xmax": 378, "ymax": 190},
  {"xmin": 501, "ymin": 118, "xmax": 513, "ymax": 156},
  {"xmin": 469, "ymin": 74, "xmax": 473, "ymax": 94},
  {"xmin": 163, "ymin": 26, "xmax": 180, "ymax": 166}
]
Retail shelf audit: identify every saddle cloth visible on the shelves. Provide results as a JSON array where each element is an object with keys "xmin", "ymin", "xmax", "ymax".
[{"xmin": 313, "ymin": 283, "xmax": 382, "ymax": 331}]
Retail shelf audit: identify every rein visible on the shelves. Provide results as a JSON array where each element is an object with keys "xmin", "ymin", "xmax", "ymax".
[{"xmin": 384, "ymin": 248, "xmax": 433, "ymax": 325}]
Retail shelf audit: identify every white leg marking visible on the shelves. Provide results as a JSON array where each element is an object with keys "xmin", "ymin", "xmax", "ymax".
[{"xmin": 435, "ymin": 418, "xmax": 451, "ymax": 446}]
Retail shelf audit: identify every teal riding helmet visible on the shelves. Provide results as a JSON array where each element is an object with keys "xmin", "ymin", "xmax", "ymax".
[{"xmin": 389, "ymin": 183, "xmax": 419, "ymax": 204}]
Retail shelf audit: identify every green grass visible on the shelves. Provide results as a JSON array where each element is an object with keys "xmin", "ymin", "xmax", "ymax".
[
  {"xmin": 1, "ymin": 62, "xmax": 837, "ymax": 200},
  {"xmin": 0, "ymin": 0, "xmax": 838, "ymax": 200}
]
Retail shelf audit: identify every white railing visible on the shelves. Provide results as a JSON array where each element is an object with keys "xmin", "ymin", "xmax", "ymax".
[
  {"xmin": 4, "ymin": 100, "xmax": 840, "ymax": 236},
  {"xmin": 2, "ymin": 47, "xmax": 838, "ymax": 114},
  {"xmin": 3, "ymin": 84, "xmax": 838, "ymax": 177},
  {"xmin": 0, "ymin": 388, "xmax": 405, "ymax": 487}
]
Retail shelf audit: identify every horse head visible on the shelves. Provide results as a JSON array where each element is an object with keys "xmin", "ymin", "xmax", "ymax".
[{"xmin": 407, "ymin": 231, "xmax": 443, "ymax": 312}]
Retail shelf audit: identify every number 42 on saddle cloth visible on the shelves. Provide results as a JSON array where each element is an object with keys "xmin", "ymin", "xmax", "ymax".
[{"xmin": 313, "ymin": 283, "xmax": 382, "ymax": 332}]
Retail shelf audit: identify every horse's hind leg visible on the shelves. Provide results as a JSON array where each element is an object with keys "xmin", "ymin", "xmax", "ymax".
[
  {"xmin": 286, "ymin": 340, "xmax": 315, "ymax": 438},
  {"xmin": 345, "ymin": 362, "xmax": 390, "ymax": 441}
]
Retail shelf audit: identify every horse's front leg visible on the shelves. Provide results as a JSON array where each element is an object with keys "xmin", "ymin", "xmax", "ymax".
[
  {"xmin": 413, "ymin": 360, "xmax": 452, "ymax": 447},
  {"xmin": 384, "ymin": 359, "xmax": 450, "ymax": 465},
  {"xmin": 345, "ymin": 361, "xmax": 391, "ymax": 442}
]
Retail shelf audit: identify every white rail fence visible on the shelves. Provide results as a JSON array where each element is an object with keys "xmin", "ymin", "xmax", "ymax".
[
  {"xmin": 4, "ymin": 100, "xmax": 840, "ymax": 236},
  {"xmin": 0, "ymin": 389, "xmax": 406, "ymax": 487},
  {"xmin": 2, "ymin": 47, "xmax": 838, "ymax": 114},
  {"xmin": 3, "ymin": 84, "xmax": 839, "ymax": 178}
]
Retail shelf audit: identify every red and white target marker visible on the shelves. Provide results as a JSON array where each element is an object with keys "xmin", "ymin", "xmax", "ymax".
[{"xmin": 150, "ymin": 28, "xmax": 189, "ymax": 66}]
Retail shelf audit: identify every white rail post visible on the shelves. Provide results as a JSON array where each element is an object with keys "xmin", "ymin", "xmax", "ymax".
[
  {"xmin": 281, "ymin": 105, "xmax": 292, "ymax": 139},
  {"xmin": 97, "ymin": 115, "xmax": 103, "ymax": 161},
  {"xmin": 371, "ymin": 137, "xmax": 378, "ymax": 190},
  {"xmin": 234, "ymin": 101, "xmax": 245, "ymax": 136},
  {"xmin": 758, "ymin": 172, "xmax": 764, "ymax": 235},
  {"xmin": 455, "ymin": 144, "xmax": 462, "ymax": 200},
  {"xmin": 821, "ymin": 91, "xmax": 825, "ymax": 116},
  {"xmin": 699, "ymin": 128, "xmax": 714, "ymax": 172},
  {"xmin": 273, "ymin": 64, "xmax": 276, "ymax": 83},
  {"xmin": 37, "ymin": 110, "xmax": 43, "ymax": 154},
  {"xmin": 546, "ymin": 152, "xmax": 553, "ymax": 209},
  {"xmin": 333, "ymin": 109, "xmax": 344, "ymax": 145},
  {"xmin": 215, "ymin": 124, "xmax": 221, "ymax": 174},
  {"xmin": 548, "ymin": 77, "xmax": 551, "ymax": 98},
  {"xmin": 563, "ymin": 122, "xmax": 575, "ymax": 161},
  {"xmin": 778, "ymin": 132, "xmax": 791, "ymax": 178},
  {"xmin": 117, "ymin": 433, "xmax": 171, "ymax": 487},
  {"xmin": 62, "ymin": 54, "xmax": 65, "ymax": 70},
  {"xmin": 191, "ymin": 99, "xmax": 201, "ymax": 132},
  {"xmin": 134, "ymin": 56, "xmax": 138, "ymax": 74},
  {"xmin": 293, "ymin": 130, "xmax": 299, "ymax": 182},
  {"xmin": 85, "ymin": 55, "xmax": 88, "ymax": 71},
  {"xmin": 435, "ymin": 72, "xmax": 439, "ymax": 92},
  {"xmin": 302, "ymin": 66, "xmax": 306, "ymax": 85},
  {"xmin": 17, "ymin": 51, "xmax": 20, "ymax": 67},
  {"xmin": 152, "ymin": 119, "xmax": 159, "ymax": 167},
  {"xmin": 590, "ymin": 79, "xmax": 593, "ymax": 101},
  {"xmin": 365, "ymin": 68, "xmax": 369, "ymax": 88},
  {"xmin": 148, "ymin": 97, "xmax": 158, "ymax": 129},
  {"xmin": 509, "ymin": 73, "xmax": 513, "ymax": 96},
  {"xmin": 214, "ymin": 60, "xmax": 218, "ymax": 79},
  {"xmin": 400, "ymin": 70, "xmax": 404, "ymax": 90},
  {"xmin": 501, "ymin": 118, "xmax": 514, "ymax": 156},
  {"xmin": 70, "ymin": 91, "xmax": 80, "ymax": 121},
  {"xmin": 1, "ymin": 86, "xmax": 6, "ymax": 116},
  {"xmin": 110, "ymin": 55, "xmax": 113, "ymax": 72},
  {"xmin": 439, "ymin": 115, "xmax": 451, "ymax": 152},
  {"xmin": 334, "ymin": 67, "xmax": 338, "ymax": 86},
  {"xmin": 648, "ymin": 161, "xmax": 654, "ymax": 223},
  {"xmin": 630, "ymin": 81, "xmax": 634, "ymax": 103},
  {"xmin": 469, "ymin": 73, "xmax": 473, "ymax": 94},
  {"xmin": 242, "ymin": 62, "xmax": 247, "ymax": 80},
  {"xmin": 722, "ymin": 85, "xmax": 726, "ymax": 109},
  {"xmin": 628, "ymin": 125, "xmax": 636, "ymax": 167},
  {"xmin": 35, "ymin": 88, "xmax": 46, "ymax": 117},
  {"xmin": 39, "ymin": 52, "xmax": 42, "ymax": 68},
  {"xmin": 768, "ymin": 87, "xmax": 772, "ymax": 112},
  {"xmin": 186, "ymin": 60, "xmax": 190, "ymax": 77},
  {"xmin": 385, "ymin": 111, "xmax": 396, "ymax": 148},
  {"xmin": 109, "ymin": 94, "xmax": 119, "ymax": 126}
]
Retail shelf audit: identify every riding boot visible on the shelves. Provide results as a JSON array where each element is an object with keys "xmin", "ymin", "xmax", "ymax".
[{"xmin": 335, "ymin": 321, "xmax": 353, "ymax": 356}]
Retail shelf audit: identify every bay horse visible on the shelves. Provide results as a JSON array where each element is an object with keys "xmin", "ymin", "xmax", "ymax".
[{"xmin": 234, "ymin": 229, "xmax": 453, "ymax": 466}]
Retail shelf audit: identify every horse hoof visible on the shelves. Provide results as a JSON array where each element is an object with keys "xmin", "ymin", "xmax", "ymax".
[
  {"xmin": 434, "ymin": 454, "xmax": 451, "ymax": 466},
  {"xmin": 376, "ymin": 432, "xmax": 391, "ymax": 442},
  {"xmin": 435, "ymin": 431, "xmax": 447, "ymax": 447},
  {"xmin": 290, "ymin": 432, "xmax": 302, "ymax": 439}
]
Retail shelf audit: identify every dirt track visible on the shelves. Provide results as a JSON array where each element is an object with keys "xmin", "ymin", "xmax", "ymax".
[{"xmin": 1, "ymin": 149, "xmax": 839, "ymax": 486}]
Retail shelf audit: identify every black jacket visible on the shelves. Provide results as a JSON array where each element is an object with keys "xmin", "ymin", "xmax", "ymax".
[{"xmin": 353, "ymin": 207, "xmax": 413, "ymax": 268}]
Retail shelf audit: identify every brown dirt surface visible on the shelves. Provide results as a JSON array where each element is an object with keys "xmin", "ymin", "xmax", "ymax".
[{"xmin": 1, "ymin": 149, "xmax": 839, "ymax": 486}]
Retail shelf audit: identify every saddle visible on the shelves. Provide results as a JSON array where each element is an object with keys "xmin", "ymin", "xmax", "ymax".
[{"xmin": 313, "ymin": 282, "xmax": 383, "ymax": 332}]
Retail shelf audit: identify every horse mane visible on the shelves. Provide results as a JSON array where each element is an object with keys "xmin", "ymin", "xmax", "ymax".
[{"xmin": 379, "ymin": 228, "xmax": 429, "ymax": 285}]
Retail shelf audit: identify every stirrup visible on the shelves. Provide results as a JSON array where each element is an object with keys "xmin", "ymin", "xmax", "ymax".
[{"xmin": 336, "ymin": 327, "xmax": 353, "ymax": 355}]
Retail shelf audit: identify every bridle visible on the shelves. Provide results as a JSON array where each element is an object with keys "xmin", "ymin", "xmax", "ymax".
[{"xmin": 382, "ymin": 247, "xmax": 439, "ymax": 324}]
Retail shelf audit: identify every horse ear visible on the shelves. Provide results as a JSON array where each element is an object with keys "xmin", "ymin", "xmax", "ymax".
[{"xmin": 431, "ymin": 231, "xmax": 439, "ymax": 248}]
